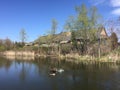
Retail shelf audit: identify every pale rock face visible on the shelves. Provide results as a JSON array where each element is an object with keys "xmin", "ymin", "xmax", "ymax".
[{"xmin": 66, "ymin": 32, "xmax": 71, "ymax": 36}]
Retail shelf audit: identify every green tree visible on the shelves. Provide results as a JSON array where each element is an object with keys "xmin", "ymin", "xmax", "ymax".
[
  {"xmin": 64, "ymin": 16, "xmax": 75, "ymax": 31},
  {"xmin": 47, "ymin": 19, "xmax": 58, "ymax": 43},
  {"xmin": 89, "ymin": 6, "xmax": 100, "ymax": 27},
  {"xmin": 77, "ymin": 4, "xmax": 88, "ymax": 27},
  {"xmin": 75, "ymin": 4, "xmax": 89, "ymax": 53},
  {"xmin": 88, "ymin": 6, "xmax": 101, "ymax": 43},
  {"xmin": 63, "ymin": 4, "xmax": 101, "ymax": 54},
  {"xmin": 41, "ymin": 19, "xmax": 58, "ymax": 54},
  {"xmin": 71, "ymin": 31, "xmax": 77, "ymax": 49},
  {"xmin": 76, "ymin": 4, "xmax": 100, "ymax": 39}
]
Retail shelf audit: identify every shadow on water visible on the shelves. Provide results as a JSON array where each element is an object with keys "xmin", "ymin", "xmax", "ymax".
[
  {"xmin": 33, "ymin": 57, "xmax": 120, "ymax": 90},
  {"xmin": 0, "ymin": 56, "xmax": 120, "ymax": 90},
  {"xmin": 0, "ymin": 57, "xmax": 12, "ymax": 70}
]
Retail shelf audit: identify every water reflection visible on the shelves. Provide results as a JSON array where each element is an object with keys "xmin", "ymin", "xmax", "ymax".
[
  {"xmin": 0, "ymin": 57, "xmax": 12, "ymax": 70},
  {"xmin": 4, "ymin": 55, "xmax": 34, "ymax": 60},
  {"xmin": 0, "ymin": 57, "xmax": 120, "ymax": 90}
]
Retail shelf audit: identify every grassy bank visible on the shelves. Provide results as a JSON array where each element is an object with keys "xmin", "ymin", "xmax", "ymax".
[
  {"xmin": 1, "ymin": 47, "xmax": 120, "ymax": 63},
  {"xmin": 59, "ymin": 53, "xmax": 120, "ymax": 63}
]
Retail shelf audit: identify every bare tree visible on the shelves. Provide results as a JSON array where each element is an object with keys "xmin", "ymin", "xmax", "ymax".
[
  {"xmin": 4, "ymin": 38, "xmax": 13, "ymax": 50},
  {"xmin": 106, "ymin": 17, "xmax": 120, "ymax": 36},
  {"xmin": 103, "ymin": 16, "xmax": 120, "ymax": 52},
  {"xmin": 20, "ymin": 28, "xmax": 26, "ymax": 46},
  {"xmin": 110, "ymin": 32, "xmax": 118, "ymax": 50},
  {"xmin": 51, "ymin": 19, "xmax": 58, "ymax": 35}
]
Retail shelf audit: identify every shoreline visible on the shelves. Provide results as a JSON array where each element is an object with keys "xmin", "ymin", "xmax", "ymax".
[
  {"xmin": 0, "ymin": 50, "xmax": 120, "ymax": 63},
  {"xmin": 59, "ymin": 54, "xmax": 120, "ymax": 63}
]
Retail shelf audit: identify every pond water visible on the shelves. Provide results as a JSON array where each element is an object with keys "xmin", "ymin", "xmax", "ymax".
[{"xmin": 0, "ymin": 57, "xmax": 120, "ymax": 90}]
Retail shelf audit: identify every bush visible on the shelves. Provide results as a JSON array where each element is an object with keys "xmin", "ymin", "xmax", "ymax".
[
  {"xmin": 60, "ymin": 44, "xmax": 72, "ymax": 55},
  {"xmin": 0, "ymin": 46, "xmax": 5, "ymax": 51}
]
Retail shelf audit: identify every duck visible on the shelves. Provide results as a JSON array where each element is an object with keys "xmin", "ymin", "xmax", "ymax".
[
  {"xmin": 49, "ymin": 68, "xmax": 57, "ymax": 76},
  {"xmin": 57, "ymin": 69, "xmax": 64, "ymax": 73},
  {"xmin": 49, "ymin": 73, "xmax": 56, "ymax": 76}
]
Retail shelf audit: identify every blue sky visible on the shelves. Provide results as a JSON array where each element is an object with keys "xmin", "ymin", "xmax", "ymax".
[{"xmin": 0, "ymin": 0, "xmax": 120, "ymax": 42}]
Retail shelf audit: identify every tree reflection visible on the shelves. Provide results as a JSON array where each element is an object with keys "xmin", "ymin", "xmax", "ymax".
[
  {"xmin": 0, "ymin": 57, "xmax": 120, "ymax": 90},
  {"xmin": 19, "ymin": 62, "xmax": 26, "ymax": 81},
  {"xmin": 14, "ymin": 60, "xmax": 33, "ymax": 81},
  {"xmin": 0, "ymin": 57, "xmax": 12, "ymax": 70}
]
